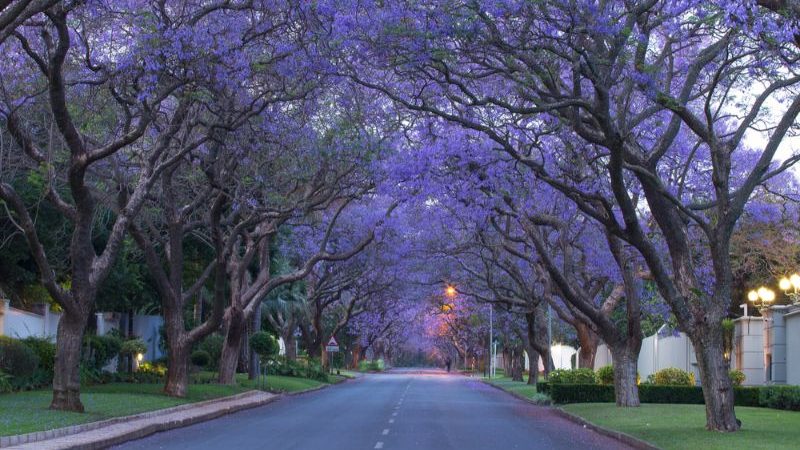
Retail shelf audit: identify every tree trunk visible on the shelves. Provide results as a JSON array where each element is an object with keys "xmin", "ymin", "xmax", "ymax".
[
  {"xmin": 248, "ymin": 305, "xmax": 261, "ymax": 380},
  {"xmin": 218, "ymin": 310, "xmax": 246, "ymax": 384},
  {"xmin": 164, "ymin": 337, "xmax": 190, "ymax": 397},
  {"xmin": 609, "ymin": 343, "xmax": 640, "ymax": 407},
  {"xmin": 692, "ymin": 325, "xmax": 740, "ymax": 431},
  {"xmin": 526, "ymin": 346, "xmax": 539, "ymax": 385},
  {"xmin": 575, "ymin": 323, "xmax": 599, "ymax": 369},
  {"xmin": 283, "ymin": 331, "xmax": 297, "ymax": 361},
  {"xmin": 51, "ymin": 310, "xmax": 89, "ymax": 412}
]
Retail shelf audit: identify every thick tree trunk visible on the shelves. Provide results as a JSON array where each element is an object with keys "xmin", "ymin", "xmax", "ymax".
[
  {"xmin": 575, "ymin": 323, "xmax": 599, "ymax": 369},
  {"xmin": 283, "ymin": 331, "xmax": 297, "ymax": 361},
  {"xmin": 526, "ymin": 346, "xmax": 539, "ymax": 385},
  {"xmin": 51, "ymin": 310, "xmax": 89, "ymax": 412},
  {"xmin": 609, "ymin": 343, "xmax": 640, "ymax": 407},
  {"xmin": 164, "ymin": 338, "xmax": 190, "ymax": 397},
  {"xmin": 218, "ymin": 310, "xmax": 246, "ymax": 384},
  {"xmin": 692, "ymin": 325, "xmax": 740, "ymax": 431}
]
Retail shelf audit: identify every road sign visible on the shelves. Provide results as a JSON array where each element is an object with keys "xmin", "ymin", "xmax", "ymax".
[{"xmin": 325, "ymin": 336, "xmax": 339, "ymax": 352}]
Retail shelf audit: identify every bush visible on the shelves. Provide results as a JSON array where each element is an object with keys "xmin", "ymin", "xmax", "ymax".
[
  {"xmin": 267, "ymin": 357, "xmax": 329, "ymax": 382},
  {"xmin": 759, "ymin": 386, "xmax": 800, "ymax": 411},
  {"xmin": 0, "ymin": 336, "xmax": 40, "ymax": 379},
  {"xmin": 729, "ymin": 369, "xmax": 745, "ymax": 387},
  {"xmin": 190, "ymin": 350, "xmax": 211, "ymax": 368},
  {"xmin": 120, "ymin": 338, "xmax": 147, "ymax": 356},
  {"xmin": 536, "ymin": 381, "xmax": 550, "ymax": 395},
  {"xmin": 21, "ymin": 337, "xmax": 55, "ymax": 374},
  {"xmin": 84, "ymin": 334, "xmax": 122, "ymax": 370},
  {"xmin": 596, "ymin": 366, "xmax": 614, "ymax": 385},
  {"xmin": 358, "ymin": 359, "xmax": 385, "ymax": 372},
  {"xmin": 547, "ymin": 382, "xmax": 761, "ymax": 406},
  {"xmin": 197, "ymin": 335, "xmax": 224, "ymax": 370},
  {"xmin": 250, "ymin": 332, "xmax": 279, "ymax": 360},
  {"xmin": 548, "ymin": 368, "xmax": 597, "ymax": 384},
  {"xmin": 651, "ymin": 367, "xmax": 695, "ymax": 386},
  {"xmin": 638, "ymin": 385, "xmax": 704, "ymax": 404},
  {"xmin": 734, "ymin": 386, "xmax": 760, "ymax": 407},
  {"xmin": 550, "ymin": 383, "xmax": 614, "ymax": 403},
  {"xmin": 0, "ymin": 371, "xmax": 11, "ymax": 393}
]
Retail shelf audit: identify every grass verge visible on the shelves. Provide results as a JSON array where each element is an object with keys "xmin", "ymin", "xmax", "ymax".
[
  {"xmin": 563, "ymin": 403, "xmax": 800, "ymax": 450},
  {"xmin": 483, "ymin": 376, "xmax": 550, "ymax": 404},
  {"xmin": 0, "ymin": 383, "xmax": 249, "ymax": 437}
]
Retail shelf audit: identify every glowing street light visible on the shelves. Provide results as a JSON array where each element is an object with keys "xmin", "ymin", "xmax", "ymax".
[
  {"xmin": 748, "ymin": 286, "xmax": 776, "ymax": 312},
  {"xmin": 778, "ymin": 273, "xmax": 800, "ymax": 305},
  {"xmin": 445, "ymin": 285, "xmax": 457, "ymax": 297}
]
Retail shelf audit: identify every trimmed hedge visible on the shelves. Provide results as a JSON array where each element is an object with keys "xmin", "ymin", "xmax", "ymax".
[
  {"xmin": 549, "ymin": 368, "xmax": 596, "ymax": 384},
  {"xmin": 0, "ymin": 336, "xmax": 39, "ymax": 379},
  {"xmin": 760, "ymin": 386, "xmax": 800, "ymax": 411},
  {"xmin": 548, "ymin": 383, "xmax": 761, "ymax": 407},
  {"xmin": 536, "ymin": 381, "xmax": 550, "ymax": 395}
]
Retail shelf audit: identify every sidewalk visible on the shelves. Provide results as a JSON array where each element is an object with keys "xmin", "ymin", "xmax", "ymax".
[{"xmin": 5, "ymin": 391, "xmax": 276, "ymax": 450}]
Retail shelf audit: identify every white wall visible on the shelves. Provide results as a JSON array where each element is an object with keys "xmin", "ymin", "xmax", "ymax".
[
  {"xmin": 0, "ymin": 299, "xmax": 60, "ymax": 340},
  {"xmin": 785, "ymin": 311, "xmax": 800, "ymax": 385},
  {"xmin": 733, "ymin": 317, "xmax": 765, "ymax": 386},
  {"xmin": 593, "ymin": 327, "xmax": 699, "ymax": 384}
]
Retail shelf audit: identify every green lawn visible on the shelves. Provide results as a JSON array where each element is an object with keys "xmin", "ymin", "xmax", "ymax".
[
  {"xmin": 0, "ymin": 383, "xmax": 249, "ymax": 437},
  {"xmin": 483, "ymin": 376, "xmax": 552, "ymax": 405},
  {"xmin": 0, "ymin": 371, "xmax": 347, "ymax": 437},
  {"xmin": 563, "ymin": 403, "xmax": 800, "ymax": 450}
]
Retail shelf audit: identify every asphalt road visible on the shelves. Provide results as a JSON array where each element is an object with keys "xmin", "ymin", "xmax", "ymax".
[{"xmin": 115, "ymin": 369, "xmax": 631, "ymax": 450}]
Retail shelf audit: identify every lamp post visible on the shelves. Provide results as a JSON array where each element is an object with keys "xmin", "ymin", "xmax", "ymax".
[
  {"xmin": 778, "ymin": 273, "xmax": 800, "ymax": 305},
  {"xmin": 748, "ymin": 286, "xmax": 776, "ymax": 313}
]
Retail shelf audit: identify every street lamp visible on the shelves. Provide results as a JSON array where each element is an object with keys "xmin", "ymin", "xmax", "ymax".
[
  {"xmin": 748, "ymin": 286, "xmax": 776, "ymax": 312},
  {"xmin": 445, "ymin": 285, "xmax": 457, "ymax": 297},
  {"xmin": 778, "ymin": 273, "xmax": 800, "ymax": 305}
]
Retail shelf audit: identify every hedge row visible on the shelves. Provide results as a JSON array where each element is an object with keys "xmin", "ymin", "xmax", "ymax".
[{"xmin": 545, "ymin": 383, "xmax": 766, "ymax": 407}]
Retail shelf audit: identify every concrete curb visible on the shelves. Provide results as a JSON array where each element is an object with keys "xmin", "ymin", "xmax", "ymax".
[
  {"xmin": 3, "ymin": 377, "xmax": 351, "ymax": 450},
  {"xmin": 4, "ymin": 390, "xmax": 277, "ymax": 450},
  {"xmin": 0, "ymin": 390, "xmax": 264, "ymax": 448},
  {"xmin": 480, "ymin": 379, "xmax": 552, "ymax": 406},
  {"xmin": 551, "ymin": 408, "xmax": 660, "ymax": 450},
  {"xmin": 479, "ymin": 380, "xmax": 659, "ymax": 450}
]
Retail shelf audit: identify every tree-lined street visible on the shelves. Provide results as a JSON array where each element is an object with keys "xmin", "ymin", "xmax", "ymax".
[{"xmin": 116, "ymin": 370, "xmax": 629, "ymax": 450}]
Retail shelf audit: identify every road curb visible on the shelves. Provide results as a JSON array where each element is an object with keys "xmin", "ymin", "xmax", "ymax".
[
  {"xmin": 551, "ymin": 408, "xmax": 660, "ymax": 450},
  {"xmin": 0, "ymin": 390, "xmax": 266, "ymax": 449},
  {"xmin": 479, "ymin": 380, "xmax": 659, "ymax": 450},
  {"xmin": 4, "ymin": 377, "xmax": 352, "ymax": 449}
]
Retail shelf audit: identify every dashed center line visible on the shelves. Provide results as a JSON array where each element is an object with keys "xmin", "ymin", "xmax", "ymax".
[
  {"xmin": 382, "ymin": 429, "xmax": 390, "ymax": 435},
  {"xmin": 389, "ymin": 418, "xmax": 395, "ymax": 423},
  {"xmin": 374, "ymin": 442, "xmax": 384, "ymax": 449},
  {"xmin": 391, "ymin": 412, "xmax": 397, "ymax": 416}
]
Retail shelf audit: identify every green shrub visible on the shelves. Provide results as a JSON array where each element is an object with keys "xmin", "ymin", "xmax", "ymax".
[
  {"xmin": 358, "ymin": 359, "xmax": 385, "ymax": 372},
  {"xmin": 0, "ymin": 371, "xmax": 11, "ymax": 393},
  {"xmin": 734, "ymin": 386, "xmax": 760, "ymax": 407},
  {"xmin": 536, "ymin": 381, "xmax": 550, "ymax": 395},
  {"xmin": 0, "ymin": 336, "xmax": 40, "ymax": 379},
  {"xmin": 21, "ymin": 337, "xmax": 56, "ymax": 374},
  {"xmin": 728, "ymin": 369, "xmax": 745, "ymax": 387},
  {"xmin": 638, "ymin": 385, "xmax": 704, "ymax": 404},
  {"xmin": 759, "ymin": 386, "xmax": 800, "ymax": 411},
  {"xmin": 83, "ymin": 334, "xmax": 122, "ymax": 370},
  {"xmin": 550, "ymin": 383, "xmax": 614, "ymax": 403},
  {"xmin": 197, "ymin": 335, "xmax": 224, "ymax": 370},
  {"xmin": 120, "ymin": 338, "xmax": 147, "ymax": 356},
  {"xmin": 651, "ymin": 367, "xmax": 695, "ymax": 386},
  {"xmin": 267, "ymin": 357, "xmax": 328, "ymax": 382},
  {"xmin": 548, "ymin": 383, "xmax": 761, "ymax": 406},
  {"xmin": 548, "ymin": 368, "xmax": 597, "ymax": 384},
  {"xmin": 250, "ymin": 332, "xmax": 279, "ymax": 360},
  {"xmin": 190, "ymin": 350, "xmax": 211, "ymax": 367},
  {"xmin": 596, "ymin": 365, "xmax": 614, "ymax": 385}
]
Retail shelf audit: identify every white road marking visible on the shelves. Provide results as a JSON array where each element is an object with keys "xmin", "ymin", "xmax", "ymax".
[
  {"xmin": 375, "ymin": 442, "xmax": 384, "ymax": 449},
  {"xmin": 389, "ymin": 419, "xmax": 395, "ymax": 423},
  {"xmin": 392, "ymin": 412, "xmax": 397, "ymax": 416},
  {"xmin": 382, "ymin": 429, "xmax": 390, "ymax": 435}
]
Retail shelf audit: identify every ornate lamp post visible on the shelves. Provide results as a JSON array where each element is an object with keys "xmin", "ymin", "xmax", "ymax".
[
  {"xmin": 748, "ymin": 286, "xmax": 776, "ymax": 313},
  {"xmin": 778, "ymin": 273, "xmax": 800, "ymax": 306}
]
